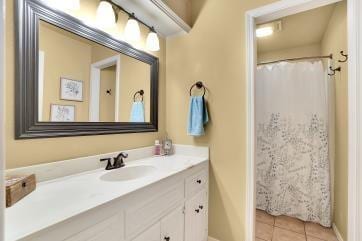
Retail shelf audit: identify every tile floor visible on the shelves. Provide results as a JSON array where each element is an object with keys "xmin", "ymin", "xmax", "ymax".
[{"xmin": 256, "ymin": 209, "xmax": 339, "ymax": 241}]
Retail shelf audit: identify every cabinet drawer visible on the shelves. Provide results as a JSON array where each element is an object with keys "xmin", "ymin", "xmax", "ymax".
[
  {"xmin": 185, "ymin": 170, "xmax": 208, "ymax": 197},
  {"xmin": 125, "ymin": 182, "xmax": 184, "ymax": 239}
]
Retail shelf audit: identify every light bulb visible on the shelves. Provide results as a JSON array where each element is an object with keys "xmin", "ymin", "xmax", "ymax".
[
  {"xmin": 146, "ymin": 30, "xmax": 160, "ymax": 52},
  {"xmin": 46, "ymin": 0, "xmax": 80, "ymax": 10},
  {"xmin": 256, "ymin": 26, "xmax": 274, "ymax": 38},
  {"xmin": 124, "ymin": 15, "xmax": 141, "ymax": 43},
  {"xmin": 96, "ymin": 1, "xmax": 116, "ymax": 28}
]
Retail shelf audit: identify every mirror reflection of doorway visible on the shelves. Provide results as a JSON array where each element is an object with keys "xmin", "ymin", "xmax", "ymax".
[
  {"xmin": 89, "ymin": 55, "xmax": 121, "ymax": 122},
  {"xmin": 99, "ymin": 65, "xmax": 117, "ymax": 122}
]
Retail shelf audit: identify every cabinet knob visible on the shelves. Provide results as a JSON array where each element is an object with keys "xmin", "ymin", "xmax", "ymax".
[
  {"xmin": 199, "ymin": 205, "xmax": 204, "ymax": 210},
  {"xmin": 196, "ymin": 179, "xmax": 202, "ymax": 184},
  {"xmin": 164, "ymin": 237, "xmax": 170, "ymax": 241},
  {"xmin": 195, "ymin": 209, "xmax": 200, "ymax": 213}
]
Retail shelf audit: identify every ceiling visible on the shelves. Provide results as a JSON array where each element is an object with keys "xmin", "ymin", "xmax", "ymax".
[{"xmin": 257, "ymin": 4, "xmax": 336, "ymax": 53}]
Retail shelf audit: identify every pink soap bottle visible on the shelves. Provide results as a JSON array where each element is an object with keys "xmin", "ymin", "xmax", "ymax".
[{"xmin": 154, "ymin": 140, "xmax": 161, "ymax": 156}]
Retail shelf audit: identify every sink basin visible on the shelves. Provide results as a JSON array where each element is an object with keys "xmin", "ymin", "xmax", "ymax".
[{"xmin": 100, "ymin": 165, "xmax": 157, "ymax": 182}]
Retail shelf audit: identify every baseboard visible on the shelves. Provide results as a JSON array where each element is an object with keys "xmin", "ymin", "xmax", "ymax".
[
  {"xmin": 332, "ymin": 223, "xmax": 344, "ymax": 241},
  {"xmin": 208, "ymin": 237, "xmax": 220, "ymax": 241}
]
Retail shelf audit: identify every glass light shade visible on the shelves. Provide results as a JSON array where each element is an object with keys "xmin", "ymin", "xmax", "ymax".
[
  {"xmin": 47, "ymin": 0, "xmax": 80, "ymax": 10},
  {"xmin": 256, "ymin": 26, "xmax": 273, "ymax": 38},
  {"xmin": 96, "ymin": 1, "xmax": 116, "ymax": 28},
  {"xmin": 146, "ymin": 31, "xmax": 160, "ymax": 51},
  {"xmin": 124, "ymin": 18, "xmax": 141, "ymax": 43}
]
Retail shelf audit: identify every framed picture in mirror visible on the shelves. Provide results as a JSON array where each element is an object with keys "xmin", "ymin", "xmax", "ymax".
[
  {"xmin": 50, "ymin": 104, "xmax": 75, "ymax": 122},
  {"xmin": 60, "ymin": 78, "xmax": 83, "ymax": 102}
]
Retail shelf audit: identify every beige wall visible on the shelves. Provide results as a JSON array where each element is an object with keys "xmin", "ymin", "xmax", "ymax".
[
  {"xmin": 166, "ymin": 0, "xmax": 277, "ymax": 240},
  {"xmin": 91, "ymin": 43, "xmax": 118, "ymax": 63},
  {"xmin": 39, "ymin": 21, "xmax": 92, "ymax": 122},
  {"xmin": 163, "ymin": 0, "xmax": 192, "ymax": 26},
  {"xmin": 5, "ymin": 0, "xmax": 166, "ymax": 168},
  {"xmin": 258, "ymin": 43, "xmax": 321, "ymax": 63},
  {"xmin": 321, "ymin": 2, "xmax": 348, "ymax": 240}
]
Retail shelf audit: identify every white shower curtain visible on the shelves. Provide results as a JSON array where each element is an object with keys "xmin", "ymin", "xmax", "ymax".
[{"xmin": 256, "ymin": 60, "xmax": 332, "ymax": 227}]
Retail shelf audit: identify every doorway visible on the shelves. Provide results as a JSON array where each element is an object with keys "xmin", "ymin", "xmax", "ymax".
[
  {"xmin": 0, "ymin": 0, "xmax": 5, "ymax": 240},
  {"xmin": 245, "ymin": 0, "xmax": 362, "ymax": 241}
]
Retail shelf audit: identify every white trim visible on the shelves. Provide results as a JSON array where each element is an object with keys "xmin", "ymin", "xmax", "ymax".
[
  {"xmin": 149, "ymin": 0, "xmax": 191, "ymax": 34},
  {"xmin": 89, "ymin": 55, "xmax": 121, "ymax": 122},
  {"xmin": 347, "ymin": 0, "xmax": 362, "ymax": 240},
  {"xmin": 333, "ymin": 223, "xmax": 345, "ymax": 241},
  {"xmin": 38, "ymin": 51, "xmax": 45, "ymax": 121},
  {"xmin": 112, "ymin": 0, "xmax": 189, "ymax": 37},
  {"xmin": 245, "ymin": 11, "xmax": 256, "ymax": 241},
  {"xmin": 0, "ymin": 0, "xmax": 5, "ymax": 240},
  {"xmin": 245, "ymin": 0, "xmax": 358, "ymax": 241},
  {"xmin": 252, "ymin": 0, "xmax": 342, "ymax": 24}
]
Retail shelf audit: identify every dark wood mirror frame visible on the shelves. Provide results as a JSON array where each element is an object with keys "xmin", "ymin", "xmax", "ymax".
[{"xmin": 15, "ymin": 0, "xmax": 159, "ymax": 139}]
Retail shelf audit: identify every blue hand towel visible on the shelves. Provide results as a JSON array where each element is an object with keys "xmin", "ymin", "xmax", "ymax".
[
  {"xmin": 130, "ymin": 101, "xmax": 145, "ymax": 122},
  {"xmin": 187, "ymin": 96, "xmax": 209, "ymax": 136}
]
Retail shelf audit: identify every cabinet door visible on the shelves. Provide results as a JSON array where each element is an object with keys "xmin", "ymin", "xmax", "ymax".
[
  {"xmin": 185, "ymin": 190, "xmax": 208, "ymax": 241},
  {"xmin": 160, "ymin": 206, "xmax": 184, "ymax": 241},
  {"xmin": 132, "ymin": 223, "xmax": 161, "ymax": 241}
]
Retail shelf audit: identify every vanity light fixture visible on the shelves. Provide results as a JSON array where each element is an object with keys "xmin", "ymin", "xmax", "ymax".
[
  {"xmin": 124, "ymin": 13, "xmax": 141, "ymax": 43},
  {"xmin": 96, "ymin": 1, "xmax": 116, "ymax": 28},
  {"xmin": 146, "ymin": 27, "xmax": 160, "ymax": 52},
  {"xmin": 93, "ymin": 0, "xmax": 160, "ymax": 51}
]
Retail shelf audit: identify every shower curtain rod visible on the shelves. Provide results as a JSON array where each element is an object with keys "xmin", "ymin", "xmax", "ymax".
[{"xmin": 257, "ymin": 54, "xmax": 333, "ymax": 66}]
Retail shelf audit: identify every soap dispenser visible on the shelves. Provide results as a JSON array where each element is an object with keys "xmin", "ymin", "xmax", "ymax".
[{"xmin": 154, "ymin": 140, "xmax": 162, "ymax": 156}]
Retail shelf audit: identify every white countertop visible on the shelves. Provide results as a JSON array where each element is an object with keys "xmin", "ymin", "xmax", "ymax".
[{"xmin": 5, "ymin": 148, "xmax": 208, "ymax": 241}]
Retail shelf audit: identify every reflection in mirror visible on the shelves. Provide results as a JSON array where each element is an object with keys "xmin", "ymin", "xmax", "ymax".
[{"xmin": 38, "ymin": 20, "xmax": 151, "ymax": 123}]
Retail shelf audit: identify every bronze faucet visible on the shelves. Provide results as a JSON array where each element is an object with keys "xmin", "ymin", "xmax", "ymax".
[{"xmin": 100, "ymin": 152, "xmax": 128, "ymax": 170}]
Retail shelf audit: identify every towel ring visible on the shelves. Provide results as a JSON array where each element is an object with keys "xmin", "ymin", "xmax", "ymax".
[
  {"xmin": 133, "ymin": 90, "xmax": 144, "ymax": 101},
  {"xmin": 189, "ymin": 81, "xmax": 206, "ymax": 97}
]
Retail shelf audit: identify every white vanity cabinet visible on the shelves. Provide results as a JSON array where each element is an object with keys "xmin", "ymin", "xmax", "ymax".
[
  {"xmin": 64, "ymin": 215, "xmax": 123, "ymax": 241},
  {"xmin": 128, "ymin": 166, "xmax": 208, "ymax": 241},
  {"xmin": 132, "ymin": 206, "xmax": 184, "ymax": 241},
  {"xmin": 131, "ymin": 223, "xmax": 160, "ymax": 241},
  {"xmin": 160, "ymin": 206, "xmax": 185, "ymax": 241},
  {"xmin": 17, "ymin": 161, "xmax": 208, "ymax": 241},
  {"xmin": 185, "ymin": 190, "xmax": 208, "ymax": 241}
]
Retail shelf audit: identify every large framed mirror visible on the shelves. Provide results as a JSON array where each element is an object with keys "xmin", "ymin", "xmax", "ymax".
[{"xmin": 15, "ymin": 0, "xmax": 159, "ymax": 139}]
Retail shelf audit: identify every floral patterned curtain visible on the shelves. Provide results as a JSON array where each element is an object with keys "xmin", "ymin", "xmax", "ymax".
[{"xmin": 256, "ymin": 61, "xmax": 332, "ymax": 227}]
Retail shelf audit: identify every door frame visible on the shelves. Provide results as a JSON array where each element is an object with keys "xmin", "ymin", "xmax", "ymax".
[
  {"xmin": 0, "ymin": 0, "xmax": 5, "ymax": 240},
  {"xmin": 89, "ymin": 55, "xmax": 121, "ymax": 122},
  {"xmin": 245, "ymin": 0, "xmax": 362, "ymax": 241}
]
